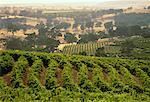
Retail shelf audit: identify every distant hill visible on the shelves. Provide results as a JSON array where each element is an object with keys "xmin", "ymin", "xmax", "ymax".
[{"xmin": 97, "ymin": 0, "xmax": 150, "ymax": 9}]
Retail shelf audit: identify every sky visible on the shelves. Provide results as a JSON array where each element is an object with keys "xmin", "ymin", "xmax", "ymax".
[{"xmin": 0, "ymin": 0, "xmax": 119, "ymax": 4}]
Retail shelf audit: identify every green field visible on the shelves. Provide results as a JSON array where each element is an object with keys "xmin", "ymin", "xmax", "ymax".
[
  {"xmin": 0, "ymin": 50, "xmax": 150, "ymax": 101},
  {"xmin": 62, "ymin": 41, "xmax": 114, "ymax": 55}
]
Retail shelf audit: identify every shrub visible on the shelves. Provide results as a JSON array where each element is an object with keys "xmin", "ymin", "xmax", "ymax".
[
  {"xmin": 0, "ymin": 54, "xmax": 14, "ymax": 76},
  {"xmin": 11, "ymin": 56, "xmax": 28, "ymax": 88},
  {"xmin": 46, "ymin": 60, "xmax": 58, "ymax": 90}
]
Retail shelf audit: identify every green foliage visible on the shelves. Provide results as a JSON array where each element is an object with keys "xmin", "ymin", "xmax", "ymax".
[
  {"xmin": 85, "ymin": 21, "xmax": 94, "ymax": 28},
  {"xmin": 64, "ymin": 33, "xmax": 77, "ymax": 43},
  {"xmin": 135, "ymin": 67, "xmax": 150, "ymax": 88},
  {"xmin": 46, "ymin": 60, "xmax": 58, "ymax": 90},
  {"xmin": 62, "ymin": 63, "xmax": 78, "ymax": 91},
  {"xmin": 56, "ymin": 22, "xmax": 71, "ymax": 29},
  {"xmin": 115, "ymin": 13, "xmax": 150, "ymax": 26},
  {"xmin": 0, "ymin": 50, "xmax": 150, "ymax": 101},
  {"xmin": 95, "ymin": 22, "xmax": 102, "ymax": 27},
  {"xmin": 78, "ymin": 64, "xmax": 96, "ymax": 92},
  {"xmin": 120, "ymin": 37, "xmax": 150, "ymax": 60},
  {"xmin": 93, "ymin": 65, "xmax": 111, "ymax": 92},
  {"xmin": 78, "ymin": 33, "xmax": 99, "ymax": 44},
  {"xmin": 5, "ymin": 37, "xmax": 24, "ymax": 50},
  {"xmin": 4, "ymin": 23, "xmax": 60, "ymax": 52},
  {"xmin": 104, "ymin": 22, "xmax": 113, "ymax": 31},
  {"xmin": 4, "ymin": 22, "xmax": 20, "ymax": 34},
  {"xmin": 0, "ymin": 54, "xmax": 14, "ymax": 76},
  {"xmin": 31, "ymin": 59, "xmax": 44, "ymax": 77},
  {"xmin": 11, "ymin": 56, "xmax": 28, "ymax": 88},
  {"xmin": 28, "ymin": 58, "xmax": 45, "ymax": 92},
  {"xmin": 95, "ymin": 47, "xmax": 106, "ymax": 57},
  {"xmin": 28, "ymin": 71, "xmax": 42, "ymax": 91},
  {"xmin": 0, "ymin": 78, "xmax": 7, "ymax": 90}
]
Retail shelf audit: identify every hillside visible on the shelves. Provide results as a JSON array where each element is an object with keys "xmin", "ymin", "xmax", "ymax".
[{"xmin": 0, "ymin": 50, "xmax": 150, "ymax": 101}]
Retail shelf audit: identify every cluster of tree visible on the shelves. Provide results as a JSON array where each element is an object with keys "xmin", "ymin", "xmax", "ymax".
[
  {"xmin": 64, "ymin": 33, "xmax": 77, "ymax": 43},
  {"xmin": 0, "ymin": 18, "xmax": 34, "ymax": 35},
  {"xmin": 78, "ymin": 33, "xmax": 100, "ymax": 44},
  {"xmin": 120, "ymin": 37, "xmax": 150, "ymax": 59},
  {"xmin": 102, "ymin": 13, "xmax": 150, "ymax": 37},
  {"xmin": 55, "ymin": 22, "xmax": 71, "ymax": 30},
  {"xmin": 93, "ymin": 36, "xmax": 150, "ymax": 60},
  {"xmin": 104, "ymin": 20, "xmax": 150, "ymax": 38},
  {"xmin": 45, "ymin": 9, "xmax": 123, "ymax": 31},
  {"xmin": 73, "ymin": 21, "xmax": 94, "ymax": 30},
  {"xmin": 5, "ymin": 23, "xmax": 60, "ymax": 52},
  {"xmin": 113, "ymin": 26, "xmax": 150, "ymax": 37},
  {"xmin": 115, "ymin": 13, "xmax": 150, "ymax": 26},
  {"xmin": 19, "ymin": 10, "xmax": 43, "ymax": 18},
  {"xmin": 95, "ymin": 47, "xmax": 106, "ymax": 57}
]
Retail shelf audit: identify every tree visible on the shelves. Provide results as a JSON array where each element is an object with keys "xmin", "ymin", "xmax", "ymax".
[
  {"xmin": 64, "ymin": 33, "xmax": 77, "ymax": 43},
  {"xmin": 95, "ymin": 47, "xmax": 106, "ymax": 57},
  {"xmin": 114, "ymin": 26, "xmax": 129, "ymax": 37},
  {"xmin": 24, "ymin": 33, "xmax": 37, "ymax": 50},
  {"xmin": 36, "ymin": 23, "xmax": 48, "ymax": 35},
  {"xmin": 80, "ymin": 25, "xmax": 85, "ymax": 30},
  {"xmin": 36, "ymin": 37, "xmax": 59, "ymax": 52},
  {"xmin": 78, "ymin": 33, "xmax": 99, "ymax": 44},
  {"xmin": 98, "ymin": 31, "xmax": 108, "ymax": 38},
  {"xmin": 85, "ymin": 21, "xmax": 94, "ymax": 28},
  {"xmin": 128, "ymin": 25, "xmax": 141, "ymax": 36},
  {"xmin": 5, "ymin": 22, "xmax": 20, "ymax": 35},
  {"xmin": 95, "ymin": 22, "xmax": 102, "ymax": 27},
  {"xmin": 121, "ymin": 39, "xmax": 136, "ymax": 56},
  {"xmin": 57, "ymin": 22, "xmax": 71, "ymax": 30},
  {"xmin": 141, "ymin": 27, "xmax": 150, "ymax": 38},
  {"xmin": 5, "ymin": 37, "xmax": 24, "ymax": 50},
  {"xmin": 48, "ymin": 26, "xmax": 61, "ymax": 39},
  {"xmin": 25, "ymin": 23, "xmax": 60, "ymax": 52},
  {"xmin": 104, "ymin": 22, "xmax": 113, "ymax": 31}
]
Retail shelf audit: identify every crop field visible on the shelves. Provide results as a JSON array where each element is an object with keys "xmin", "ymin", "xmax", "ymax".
[
  {"xmin": 0, "ymin": 50, "xmax": 150, "ymax": 101},
  {"xmin": 62, "ymin": 41, "xmax": 121, "ymax": 55},
  {"xmin": 62, "ymin": 41, "xmax": 112, "ymax": 55}
]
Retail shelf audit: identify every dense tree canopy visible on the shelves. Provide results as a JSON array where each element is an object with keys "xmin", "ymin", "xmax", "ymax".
[
  {"xmin": 95, "ymin": 47, "xmax": 106, "ymax": 57},
  {"xmin": 5, "ymin": 37, "xmax": 24, "ymax": 50},
  {"xmin": 78, "ymin": 33, "xmax": 99, "ymax": 43},
  {"xmin": 64, "ymin": 33, "xmax": 77, "ymax": 43}
]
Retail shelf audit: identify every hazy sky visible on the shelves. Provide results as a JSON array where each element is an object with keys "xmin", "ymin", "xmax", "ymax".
[{"xmin": 0, "ymin": 0, "xmax": 119, "ymax": 4}]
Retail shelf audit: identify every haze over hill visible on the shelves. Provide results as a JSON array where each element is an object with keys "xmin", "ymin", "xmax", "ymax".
[
  {"xmin": 0, "ymin": 0, "xmax": 149, "ymax": 9},
  {"xmin": 97, "ymin": 0, "xmax": 150, "ymax": 9}
]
